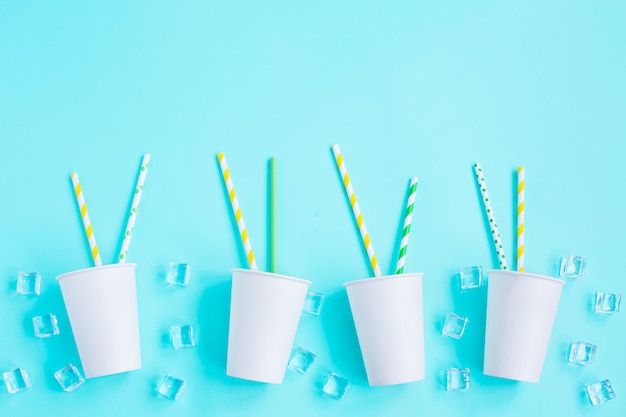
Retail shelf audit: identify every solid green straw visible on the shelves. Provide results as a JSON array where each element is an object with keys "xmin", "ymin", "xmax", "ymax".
[{"xmin": 270, "ymin": 157, "xmax": 277, "ymax": 273}]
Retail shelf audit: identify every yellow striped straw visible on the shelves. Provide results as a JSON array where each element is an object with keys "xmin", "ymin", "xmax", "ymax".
[
  {"xmin": 217, "ymin": 153, "xmax": 258, "ymax": 271},
  {"xmin": 517, "ymin": 166, "xmax": 525, "ymax": 272},
  {"xmin": 70, "ymin": 173, "xmax": 102, "ymax": 267},
  {"xmin": 332, "ymin": 144, "xmax": 382, "ymax": 277}
]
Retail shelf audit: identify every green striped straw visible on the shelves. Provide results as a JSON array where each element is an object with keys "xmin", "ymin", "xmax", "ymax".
[
  {"xmin": 395, "ymin": 177, "xmax": 419, "ymax": 274},
  {"xmin": 473, "ymin": 163, "xmax": 508, "ymax": 269}
]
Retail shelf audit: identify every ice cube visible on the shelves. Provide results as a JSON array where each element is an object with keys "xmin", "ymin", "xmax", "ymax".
[
  {"xmin": 303, "ymin": 292, "xmax": 324, "ymax": 315},
  {"xmin": 167, "ymin": 263, "xmax": 190, "ymax": 286},
  {"xmin": 157, "ymin": 374, "xmax": 186, "ymax": 400},
  {"xmin": 594, "ymin": 292, "xmax": 621, "ymax": 315},
  {"xmin": 288, "ymin": 346, "xmax": 317, "ymax": 374},
  {"xmin": 446, "ymin": 368, "xmax": 470, "ymax": 391},
  {"xmin": 54, "ymin": 364, "xmax": 84, "ymax": 392},
  {"xmin": 559, "ymin": 255, "xmax": 586, "ymax": 278},
  {"xmin": 169, "ymin": 324, "xmax": 195, "ymax": 349},
  {"xmin": 442, "ymin": 313, "xmax": 469, "ymax": 339},
  {"xmin": 459, "ymin": 266, "xmax": 484, "ymax": 290},
  {"xmin": 568, "ymin": 341, "xmax": 597, "ymax": 365},
  {"xmin": 3, "ymin": 368, "xmax": 31, "ymax": 394},
  {"xmin": 17, "ymin": 272, "xmax": 41, "ymax": 295},
  {"xmin": 33, "ymin": 313, "xmax": 60, "ymax": 338},
  {"xmin": 322, "ymin": 372, "xmax": 350, "ymax": 400},
  {"xmin": 585, "ymin": 379, "xmax": 615, "ymax": 406}
]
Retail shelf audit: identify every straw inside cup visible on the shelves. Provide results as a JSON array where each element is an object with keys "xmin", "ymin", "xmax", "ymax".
[
  {"xmin": 332, "ymin": 144, "xmax": 382, "ymax": 277},
  {"xmin": 269, "ymin": 157, "xmax": 277, "ymax": 273},
  {"xmin": 473, "ymin": 163, "xmax": 508, "ymax": 270},
  {"xmin": 517, "ymin": 166, "xmax": 525, "ymax": 272},
  {"xmin": 218, "ymin": 153, "xmax": 258, "ymax": 271},
  {"xmin": 118, "ymin": 154, "xmax": 151, "ymax": 263},
  {"xmin": 70, "ymin": 173, "xmax": 102, "ymax": 267},
  {"xmin": 395, "ymin": 177, "xmax": 418, "ymax": 275}
]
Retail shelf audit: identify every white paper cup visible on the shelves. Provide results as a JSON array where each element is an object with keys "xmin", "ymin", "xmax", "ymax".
[
  {"xmin": 226, "ymin": 269, "xmax": 311, "ymax": 384},
  {"xmin": 56, "ymin": 264, "xmax": 142, "ymax": 379},
  {"xmin": 344, "ymin": 273, "xmax": 425, "ymax": 386},
  {"xmin": 483, "ymin": 270, "xmax": 565, "ymax": 383}
]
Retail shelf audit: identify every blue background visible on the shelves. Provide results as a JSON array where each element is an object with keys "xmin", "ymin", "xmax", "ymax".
[{"xmin": 1, "ymin": 1, "xmax": 625, "ymax": 416}]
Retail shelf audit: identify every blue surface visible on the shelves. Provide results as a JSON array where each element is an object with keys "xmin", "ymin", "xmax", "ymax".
[{"xmin": 1, "ymin": 1, "xmax": 625, "ymax": 415}]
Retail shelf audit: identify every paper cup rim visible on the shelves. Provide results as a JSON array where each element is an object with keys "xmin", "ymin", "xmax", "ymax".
[
  {"xmin": 487, "ymin": 270, "xmax": 566, "ymax": 286},
  {"xmin": 343, "ymin": 272, "xmax": 424, "ymax": 288},
  {"xmin": 56, "ymin": 263, "xmax": 137, "ymax": 282},
  {"xmin": 230, "ymin": 268, "xmax": 312, "ymax": 285}
]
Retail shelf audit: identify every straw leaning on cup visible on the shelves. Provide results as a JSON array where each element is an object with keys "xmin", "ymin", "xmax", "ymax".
[
  {"xmin": 70, "ymin": 173, "xmax": 103, "ymax": 267},
  {"xmin": 473, "ymin": 163, "xmax": 508, "ymax": 270},
  {"xmin": 218, "ymin": 153, "xmax": 259, "ymax": 271},
  {"xmin": 517, "ymin": 166, "xmax": 525, "ymax": 272},
  {"xmin": 332, "ymin": 144, "xmax": 382, "ymax": 277},
  {"xmin": 269, "ymin": 157, "xmax": 277, "ymax": 273},
  {"xmin": 396, "ymin": 177, "xmax": 418, "ymax": 275},
  {"xmin": 119, "ymin": 154, "xmax": 151, "ymax": 262}
]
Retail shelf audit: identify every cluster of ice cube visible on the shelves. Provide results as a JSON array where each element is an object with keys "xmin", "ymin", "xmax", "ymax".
[
  {"xmin": 557, "ymin": 255, "xmax": 618, "ymax": 406},
  {"xmin": 290, "ymin": 293, "xmax": 348, "ymax": 399}
]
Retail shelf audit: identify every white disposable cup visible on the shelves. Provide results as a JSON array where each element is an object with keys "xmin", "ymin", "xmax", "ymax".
[
  {"xmin": 344, "ymin": 273, "xmax": 425, "ymax": 386},
  {"xmin": 226, "ymin": 269, "xmax": 311, "ymax": 384},
  {"xmin": 483, "ymin": 270, "xmax": 565, "ymax": 383},
  {"xmin": 56, "ymin": 264, "xmax": 142, "ymax": 379}
]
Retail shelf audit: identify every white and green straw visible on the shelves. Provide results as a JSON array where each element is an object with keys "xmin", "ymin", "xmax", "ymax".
[
  {"xmin": 473, "ymin": 163, "xmax": 508, "ymax": 270},
  {"xmin": 119, "ymin": 154, "xmax": 151, "ymax": 262},
  {"xmin": 395, "ymin": 177, "xmax": 418, "ymax": 274}
]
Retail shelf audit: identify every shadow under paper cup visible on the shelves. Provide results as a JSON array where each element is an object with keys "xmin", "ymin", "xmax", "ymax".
[
  {"xmin": 344, "ymin": 273, "xmax": 425, "ymax": 386},
  {"xmin": 226, "ymin": 269, "xmax": 311, "ymax": 384},
  {"xmin": 483, "ymin": 270, "xmax": 565, "ymax": 383},
  {"xmin": 56, "ymin": 264, "xmax": 142, "ymax": 379}
]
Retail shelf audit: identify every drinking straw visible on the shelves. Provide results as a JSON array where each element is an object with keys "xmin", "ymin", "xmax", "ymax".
[
  {"xmin": 269, "ymin": 157, "xmax": 277, "ymax": 273},
  {"xmin": 473, "ymin": 163, "xmax": 508, "ymax": 270},
  {"xmin": 332, "ymin": 144, "xmax": 382, "ymax": 277},
  {"xmin": 517, "ymin": 166, "xmax": 525, "ymax": 272},
  {"xmin": 218, "ymin": 153, "xmax": 258, "ymax": 271},
  {"xmin": 70, "ymin": 173, "xmax": 102, "ymax": 267},
  {"xmin": 119, "ymin": 154, "xmax": 151, "ymax": 262},
  {"xmin": 395, "ymin": 177, "xmax": 419, "ymax": 274}
]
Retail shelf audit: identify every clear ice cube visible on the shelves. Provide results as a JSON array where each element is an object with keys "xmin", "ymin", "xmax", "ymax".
[
  {"xmin": 17, "ymin": 272, "xmax": 41, "ymax": 295},
  {"xmin": 442, "ymin": 313, "xmax": 469, "ymax": 339},
  {"xmin": 157, "ymin": 374, "xmax": 186, "ymax": 400},
  {"xmin": 446, "ymin": 368, "xmax": 470, "ymax": 391},
  {"xmin": 3, "ymin": 368, "xmax": 31, "ymax": 394},
  {"xmin": 167, "ymin": 263, "xmax": 190, "ymax": 286},
  {"xmin": 559, "ymin": 255, "xmax": 586, "ymax": 278},
  {"xmin": 54, "ymin": 364, "xmax": 84, "ymax": 392},
  {"xmin": 169, "ymin": 324, "xmax": 195, "ymax": 349},
  {"xmin": 303, "ymin": 292, "xmax": 324, "ymax": 315},
  {"xmin": 585, "ymin": 379, "xmax": 615, "ymax": 406},
  {"xmin": 33, "ymin": 313, "xmax": 60, "ymax": 338},
  {"xmin": 322, "ymin": 372, "xmax": 350, "ymax": 400},
  {"xmin": 594, "ymin": 292, "xmax": 621, "ymax": 315},
  {"xmin": 288, "ymin": 346, "xmax": 317, "ymax": 374},
  {"xmin": 568, "ymin": 341, "xmax": 597, "ymax": 365},
  {"xmin": 459, "ymin": 266, "xmax": 484, "ymax": 290}
]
